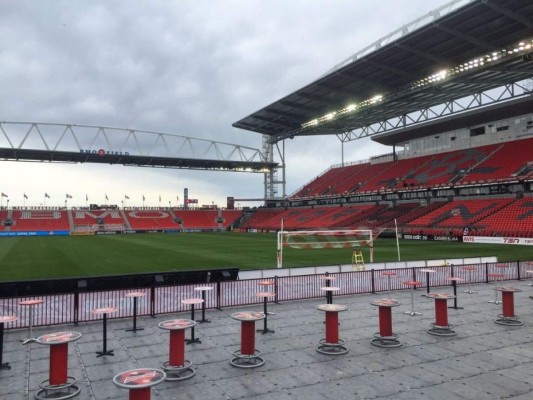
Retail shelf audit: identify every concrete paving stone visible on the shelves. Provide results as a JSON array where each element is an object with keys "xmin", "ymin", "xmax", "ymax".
[
  {"xmin": 350, "ymin": 351, "xmax": 409, "ymax": 372},
  {"xmin": 457, "ymin": 351, "xmax": 522, "ymax": 372},
  {"xmin": 261, "ymin": 364, "xmax": 329, "ymax": 390},
  {"xmin": 84, "ymin": 360, "xmax": 135, "ymax": 382},
  {"xmin": 285, "ymin": 381, "xmax": 365, "ymax": 400},
  {"xmin": 332, "ymin": 373, "xmax": 406, "ymax": 399},
  {"xmin": 197, "ymin": 359, "xmax": 257, "ymax": 381},
  {"xmin": 310, "ymin": 357, "xmax": 367, "ymax": 381},
  {"xmin": 379, "ymin": 365, "xmax": 446, "ymax": 389},
  {"xmin": 427, "ymin": 358, "xmax": 485, "ymax": 381},
  {"xmin": 187, "ymin": 345, "xmax": 232, "ymax": 365},
  {"xmin": 463, "ymin": 371, "xmax": 533, "ymax": 398},
  {"xmin": 126, "ymin": 343, "xmax": 168, "ymax": 360},
  {"xmin": 214, "ymin": 371, "xmax": 280, "ymax": 399},
  {"xmin": 157, "ymin": 381, "xmax": 230, "ymax": 400}
]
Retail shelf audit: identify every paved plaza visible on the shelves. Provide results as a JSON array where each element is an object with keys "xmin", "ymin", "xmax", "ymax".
[{"xmin": 2, "ymin": 279, "xmax": 533, "ymax": 399}]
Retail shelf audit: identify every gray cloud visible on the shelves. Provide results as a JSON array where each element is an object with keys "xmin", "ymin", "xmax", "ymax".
[{"xmin": 0, "ymin": 0, "xmax": 444, "ymax": 207}]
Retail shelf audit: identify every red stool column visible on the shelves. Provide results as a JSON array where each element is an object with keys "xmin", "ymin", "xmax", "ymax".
[
  {"xmin": 495, "ymin": 286, "xmax": 523, "ymax": 326},
  {"xmin": 370, "ymin": 299, "xmax": 401, "ymax": 348},
  {"xmin": 113, "ymin": 368, "xmax": 166, "ymax": 400},
  {"xmin": 426, "ymin": 293, "xmax": 456, "ymax": 336},
  {"xmin": 35, "ymin": 331, "xmax": 82, "ymax": 400},
  {"xmin": 230, "ymin": 311, "xmax": 265, "ymax": 368},
  {"xmin": 158, "ymin": 319, "xmax": 196, "ymax": 381},
  {"xmin": 316, "ymin": 304, "xmax": 348, "ymax": 355}
]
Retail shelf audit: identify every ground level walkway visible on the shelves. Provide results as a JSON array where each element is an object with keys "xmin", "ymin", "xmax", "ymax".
[{"xmin": 2, "ymin": 279, "xmax": 533, "ymax": 399}]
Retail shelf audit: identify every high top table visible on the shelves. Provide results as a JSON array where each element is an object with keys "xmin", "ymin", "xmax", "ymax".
[
  {"xmin": 256, "ymin": 291, "xmax": 276, "ymax": 334},
  {"xmin": 381, "ymin": 271, "xmax": 397, "ymax": 300},
  {"xmin": 402, "ymin": 280, "xmax": 422, "ymax": 316},
  {"xmin": 462, "ymin": 266, "xmax": 477, "ymax": 294},
  {"xmin": 315, "ymin": 303, "xmax": 348, "ymax": 355},
  {"xmin": 447, "ymin": 277, "xmax": 465, "ymax": 310},
  {"xmin": 258, "ymin": 279, "xmax": 276, "ymax": 303},
  {"xmin": 370, "ymin": 299, "xmax": 401, "ymax": 348},
  {"xmin": 0, "ymin": 315, "xmax": 17, "ymax": 370},
  {"xmin": 125, "ymin": 291, "xmax": 146, "ymax": 332},
  {"xmin": 419, "ymin": 269, "xmax": 436, "ymax": 295},
  {"xmin": 426, "ymin": 292, "xmax": 456, "ymax": 336},
  {"xmin": 525, "ymin": 270, "xmax": 533, "ymax": 287},
  {"xmin": 158, "ymin": 319, "xmax": 196, "ymax": 381},
  {"xmin": 495, "ymin": 286, "xmax": 523, "ymax": 326},
  {"xmin": 193, "ymin": 286, "xmax": 213, "ymax": 323},
  {"xmin": 488, "ymin": 273, "xmax": 505, "ymax": 304},
  {"xmin": 35, "ymin": 331, "xmax": 82, "ymax": 400},
  {"xmin": 113, "ymin": 368, "xmax": 166, "ymax": 400},
  {"xmin": 91, "ymin": 307, "xmax": 118, "ymax": 357},
  {"xmin": 320, "ymin": 275, "xmax": 337, "ymax": 304},
  {"xmin": 20, "ymin": 298, "xmax": 43, "ymax": 344},
  {"xmin": 181, "ymin": 298, "xmax": 204, "ymax": 344},
  {"xmin": 230, "ymin": 311, "xmax": 265, "ymax": 368}
]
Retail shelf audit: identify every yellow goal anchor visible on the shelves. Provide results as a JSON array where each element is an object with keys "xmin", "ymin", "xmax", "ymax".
[{"xmin": 352, "ymin": 248, "xmax": 366, "ymax": 271}]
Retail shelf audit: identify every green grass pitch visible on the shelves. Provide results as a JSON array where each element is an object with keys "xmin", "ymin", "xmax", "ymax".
[{"xmin": 0, "ymin": 232, "xmax": 531, "ymax": 281}]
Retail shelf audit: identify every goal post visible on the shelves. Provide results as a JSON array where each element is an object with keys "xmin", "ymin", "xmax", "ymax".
[{"xmin": 276, "ymin": 229, "xmax": 374, "ymax": 269}]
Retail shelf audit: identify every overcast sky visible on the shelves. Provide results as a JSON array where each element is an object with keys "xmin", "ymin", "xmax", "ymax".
[{"xmin": 0, "ymin": 0, "xmax": 446, "ymax": 208}]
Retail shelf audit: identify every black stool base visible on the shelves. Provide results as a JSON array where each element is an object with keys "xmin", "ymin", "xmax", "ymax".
[
  {"xmin": 0, "ymin": 362, "xmax": 11, "ymax": 370},
  {"xmin": 186, "ymin": 338, "xmax": 201, "ymax": 345},
  {"xmin": 96, "ymin": 350, "xmax": 114, "ymax": 357}
]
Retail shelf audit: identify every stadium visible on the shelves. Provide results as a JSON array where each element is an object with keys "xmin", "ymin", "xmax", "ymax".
[{"xmin": 1, "ymin": 1, "xmax": 533, "ymax": 399}]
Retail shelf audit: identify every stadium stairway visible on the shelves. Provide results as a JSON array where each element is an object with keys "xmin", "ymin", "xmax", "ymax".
[
  {"xmin": 119, "ymin": 209, "xmax": 132, "ymax": 230},
  {"xmin": 67, "ymin": 209, "xmax": 75, "ymax": 230}
]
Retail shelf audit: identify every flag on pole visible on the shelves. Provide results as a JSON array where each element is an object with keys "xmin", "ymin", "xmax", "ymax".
[
  {"xmin": 105, "ymin": 194, "xmax": 109, "ymax": 201},
  {"xmin": 159, "ymin": 195, "xmax": 161, "ymax": 202},
  {"xmin": 176, "ymin": 195, "xmax": 179, "ymax": 201},
  {"xmin": 142, "ymin": 195, "xmax": 145, "ymax": 201},
  {"xmin": 66, "ymin": 194, "xmax": 72, "ymax": 199},
  {"xmin": 86, "ymin": 194, "xmax": 88, "ymax": 201},
  {"xmin": 44, "ymin": 193, "xmax": 50, "ymax": 199},
  {"xmin": 1, "ymin": 192, "xmax": 7, "ymax": 198},
  {"xmin": 24, "ymin": 193, "xmax": 28, "ymax": 199},
  {"xmin": 125, "ymin": 195, "xmax": 130, "ymax": 200}
]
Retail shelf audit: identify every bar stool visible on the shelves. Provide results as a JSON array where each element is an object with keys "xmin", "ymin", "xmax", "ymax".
[
  {"xmin": 113, "ymin": 368, "xmax": 166, "ymax": 400},
  {"xmin": 320, "ymin": 275, "xmax": 337, "ymax": 304},
  {"xmin": 181, "ymin": 298, "xmax": 203, "ymax": 344},
  {"xmin": 35, "ymin": 331, "xmax": 82, "ymax": 400},
  {"xmin": 125, "ymin": 291, "xmax": 146, "ymax": 332},
  {"xmin": 402, "ymin": 280, "xmax": 422, "ymax": 316},
  {"xmin": 230, "ymin": 311, "xmax": 265, "ymax": 368},
  {"xmin": 524, "ymin": 270, "xmax": 533, "ymax": 287},
  {"xmin": 0, "ymin": 315, "xmax": 17, "ymax": 369},
  {"xmin": 488, "ymin": 273, "xmax": 505, "ymax": 304},
  {"xmin": 91, "ymin": 307, "xmax": 118, "ymax": 357},
  {"xmin": 370, "ymin": 299, "xmax": 401, "ymax": 348},
  {"xmin": 20, "ymin": 298, "xmax": 43, "ymax": 344},
  {"xmin": 256, "ymin": 291, "xmax": 275, "ymax": 334},
  {"xmin": 426, "ymin": 293, "xmax": 456, "ymax": 336},
  {"xmin": 495, "ymin": 286, "xmax": 523, "ymax": 326},
  {"xmin": 447, "ymin": 277, "xmax": 465, "ymax": 310},
  {"xmin": 418, "ymin": 269, "xmax": 436, "ymax": 295},
  {"xmin": 381, "ymin": 271, "xmax": 397, "ymax": 300},
  {"xmin": 462, "ymin": 266, "xmax": 477, "ymax": 294},
  {"xmin": 193, "ymin": 286, "xmax": 213, "ymax": 323},
  {"xmin": 158, "ymin": 319, "xmax": 196, "ymax": 380},
  {"xmin": 316, "ymin": 304, "xmax": 348, "ymax": 355}
]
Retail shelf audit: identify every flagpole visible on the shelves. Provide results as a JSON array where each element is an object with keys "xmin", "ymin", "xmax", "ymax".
[{"xmin": 394, "ymin": 218, "xmax": 401, "ymax": 261}]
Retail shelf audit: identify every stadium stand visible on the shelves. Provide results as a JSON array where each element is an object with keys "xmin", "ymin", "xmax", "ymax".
[
  {"xmin": 126, "ymin": 210, "xmax": 181, "ymax": 230},
  {"xmin": 474, "ymin": 196, "xmax": 533, "ymax": 237},
  {"xmin": 9, "ymin": 210, "xmax": 70, "ymax": 231}
]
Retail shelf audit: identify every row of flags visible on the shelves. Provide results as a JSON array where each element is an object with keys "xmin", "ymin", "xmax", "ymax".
[{"xmin": 1, "ymin": 192, "xmax": 180, "ymax": 201}]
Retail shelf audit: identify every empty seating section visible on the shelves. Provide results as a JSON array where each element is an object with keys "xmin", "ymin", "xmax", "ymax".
[
  {"xmin": 72, "ymin": 210, "xmax": 125, "ymax": 228},
  {"xmin": 220, "ymin": 210, "xmax": 244, "ymax": 228},
  {"xmin": 475, "ymin": 197, "xmax": 533, "ymax": 237},
  {"xmin": 336, "ymin": 162, "xmax": 395, "ymax": 194},
  {"xmin": 361, "ymin": 158, "xmax": 427, "ymax": 192},
  {"xmin": 356, "ymin": 203, "xmax": 420, "ymax": 228},
  {"xmin": 403, "ymin": 145, "xmax": 497, "ymax": 187},
  {"xmin": 292, "ymin": 167, "xmax": 346, "ymax": 197},
  {"xmin": 459, "ymin": 139, "xmax": 533, "ymax": 184},
  {"xmin": 9, "ymin": 210, "xmax": 70, "ymax": 231},
  {"xmin": 0, "ymin": 210, "xmax": 9, "ymax": 231},
  {"xmin": 242, "ymin": 208, "xmax": 284, "ymax": 229},
  {"xmin": 173, "ymin": 210, "xmax": 219, "ymax": 229},
  {"xmin": 127, "ymin": 210, "xmax": 180, "ymax": 230},
  {"xmin": 405, "ymin": 198, "xmax": 514, "ymax": 235}
]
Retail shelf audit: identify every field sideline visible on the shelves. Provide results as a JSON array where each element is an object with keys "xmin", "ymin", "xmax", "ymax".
[{"xmin": 0, "ymin": 232, "xmax": 531, "ymax": 281}]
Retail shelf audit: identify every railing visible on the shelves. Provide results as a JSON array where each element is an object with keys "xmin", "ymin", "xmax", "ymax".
[{"xmin": 2, "ymin": 260, "xmax": 531, "ymax": 329}]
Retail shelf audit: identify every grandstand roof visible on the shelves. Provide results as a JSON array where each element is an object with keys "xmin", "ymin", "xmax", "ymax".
[{"xmin": 233, "ymin": 0, "xmax": 533, "ymax": 143}]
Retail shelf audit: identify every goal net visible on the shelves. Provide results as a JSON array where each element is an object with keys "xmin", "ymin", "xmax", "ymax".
[{"xmin": 277, "ymin": 229, "xmax": 374, "ymax": 268}]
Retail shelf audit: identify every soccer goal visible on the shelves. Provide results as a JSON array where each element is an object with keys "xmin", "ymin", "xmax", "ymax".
[{"xmin": 276, "ymin": 229, "xmax": 374, "ymax": 269}]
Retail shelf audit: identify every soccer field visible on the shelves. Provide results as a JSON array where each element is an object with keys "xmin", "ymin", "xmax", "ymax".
[{"xmin": 0, "ymin": 232, "xmax": 531, "ymax": 281}]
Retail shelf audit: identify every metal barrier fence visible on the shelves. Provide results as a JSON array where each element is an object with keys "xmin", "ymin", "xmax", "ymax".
[{"xmin": 1, "ymin": 260, "xmax": 532, "ymax": 329}]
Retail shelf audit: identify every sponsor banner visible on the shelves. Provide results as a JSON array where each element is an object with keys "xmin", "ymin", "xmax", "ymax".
[
  {"xmin": 403, "ymin": 234, "xmax": 428, "ymax": 240},
  {"xmin": 95, "ymin": 231, "xmax": 119, "ymax": 235},
  {"xmin": 70, "ymin": 231, "xmax": 95, "ymax": 236},
  {"xmin": 432, "ymin": 235, "xmax": 459, "ymax": 242},
  {"xmin": 403, "ymin": 234, "xmax": 459, "ymax": 241},
  {"xmin": 0, "ymin": 230, "xmax": 70, "ymax": 237},
  {"xmin": 462, "ymin": 236, "xmax": 533, "ymax": 246}
]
